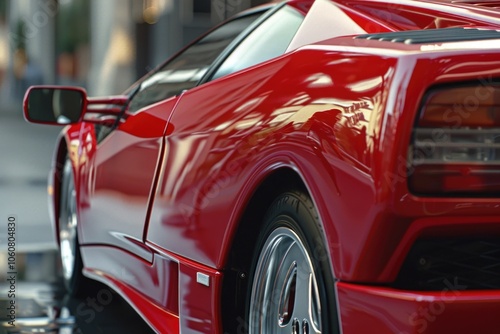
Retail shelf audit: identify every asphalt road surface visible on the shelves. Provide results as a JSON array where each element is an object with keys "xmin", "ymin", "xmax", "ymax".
[{"xmin": 0, "ymin": 103, "xmax": 154, "ymax": 334}]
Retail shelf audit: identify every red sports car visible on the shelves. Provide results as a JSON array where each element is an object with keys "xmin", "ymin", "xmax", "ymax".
[{"xmin": 24, "ymin": 0, "xmax": 500, "ymax": 332}]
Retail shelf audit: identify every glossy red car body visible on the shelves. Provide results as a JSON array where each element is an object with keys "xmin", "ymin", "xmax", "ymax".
[{"xmin": 26, "ymin": 0, "xmax": 500, "ymax": 333}]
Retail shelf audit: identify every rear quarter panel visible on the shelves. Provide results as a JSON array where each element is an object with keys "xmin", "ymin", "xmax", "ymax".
[
  {"xmin": 146, "ymin": 45, "xmax": 400, "ymax": 281},
  {"xmin": 147, "ymin": 37, "xmax": 500, "ymax": 283}
]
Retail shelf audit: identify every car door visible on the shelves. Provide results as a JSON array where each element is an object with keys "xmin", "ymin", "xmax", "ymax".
[
  {"xmin": 146, "ymin": 1, "xmax": 306, "ymax": 270},
  {"xmin": 143, "ymin": 5, "xmax": 306, "ymax": 331},
  {"xmin": 78, "ymin": 10, "xmax": 265, "ymax": 264}
]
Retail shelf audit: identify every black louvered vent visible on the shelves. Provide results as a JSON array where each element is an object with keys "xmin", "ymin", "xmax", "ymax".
[
  {"xmin": 394, "ymin": 238, "xmax": 500, "ymax": 291},
  {"xmin": 356, "ymin": 27, "xmax": 500, "ymax": 44}
]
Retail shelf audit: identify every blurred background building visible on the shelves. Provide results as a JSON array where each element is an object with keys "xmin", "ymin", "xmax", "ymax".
[{"xmin": 0, "ymin": 0, "xmax": 272, "ymax": 104}]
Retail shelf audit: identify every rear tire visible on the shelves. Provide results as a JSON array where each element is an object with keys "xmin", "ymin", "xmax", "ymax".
[
  {"xmin": 246, "ymin": 191, "xmax": 339, "ymax": 334},
  {"xmin": 59, "ymin": 158, "xmax": 88, "ymax": 296}
]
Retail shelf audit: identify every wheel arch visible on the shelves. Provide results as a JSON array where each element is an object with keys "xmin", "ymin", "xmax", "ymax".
[
  {"xmin": 224, "ymin": 166, "xmax": 308, "ymax": 267},
  {"xmin": 220, "ymin": 165, "xmax": 337, "ymax": 332}
]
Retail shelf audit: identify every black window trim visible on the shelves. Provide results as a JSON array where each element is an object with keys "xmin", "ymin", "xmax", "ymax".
[
  {"xmin": 123, "ymin": 3, "xmax": 281, "ymax": 99},
  {"xmin": 123, "ymin": 1, "xmax": 294, "ymax": 117},
  {"xmin": 196, "ymin": 2, "xmax": 288, "ymax": 86}
]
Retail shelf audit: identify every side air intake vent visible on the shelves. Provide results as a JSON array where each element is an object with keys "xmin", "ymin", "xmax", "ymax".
[{"xmin": 356, "ymin": 27, "xmax": 500, "ymax": 44}]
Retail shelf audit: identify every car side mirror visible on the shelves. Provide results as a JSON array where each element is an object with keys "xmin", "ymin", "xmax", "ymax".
[{"xmin": 23, "ymin": 86, "xmax": 87, "ymax": 125}]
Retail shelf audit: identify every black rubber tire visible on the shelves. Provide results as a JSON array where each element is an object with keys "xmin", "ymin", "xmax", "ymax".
[
  {"xmin": 59, "ymin": 158, "xmax": 89, "ymax": 296},
  {"xmin": 245, "ymin": 190, "xmax": 340, "ymax": 334}
]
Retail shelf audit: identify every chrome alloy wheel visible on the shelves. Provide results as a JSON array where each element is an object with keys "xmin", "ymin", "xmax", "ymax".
[
  {"xmin": 249, "ymin": 227, "xmax": 322, "ymax": 334},
  {"xmin": 60, "ymin": 160, "xmax": 78, "ymax": 281}
]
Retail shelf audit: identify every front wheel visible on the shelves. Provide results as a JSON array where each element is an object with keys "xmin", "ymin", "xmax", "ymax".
[
  {"xmin": 59, "ymin": 158, "xmax": 88, "ymax": 296},
  {"xmin": 247, "ymin": 191, "xmax": 339, "ymax": 334}
]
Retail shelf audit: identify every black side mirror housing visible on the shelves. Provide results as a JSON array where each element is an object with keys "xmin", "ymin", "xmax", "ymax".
[{"xmin": 23, "ymin": 86, "xmax": 87, "ymax": 125}]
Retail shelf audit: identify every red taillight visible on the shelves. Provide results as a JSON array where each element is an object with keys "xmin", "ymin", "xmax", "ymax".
[{"xmin": 409, "ymin": 84, "xmax": 500, "ymax": 195}]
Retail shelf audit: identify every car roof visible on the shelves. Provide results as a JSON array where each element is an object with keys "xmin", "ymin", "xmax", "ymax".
[{"xmin": 285, "ymin": 0, "xmax": 500, "ymax": 52}]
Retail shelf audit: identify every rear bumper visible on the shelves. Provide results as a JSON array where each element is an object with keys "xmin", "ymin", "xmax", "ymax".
[{"xmin": 338, "ymin": 282, "xmax": 500, "ymax": 334}]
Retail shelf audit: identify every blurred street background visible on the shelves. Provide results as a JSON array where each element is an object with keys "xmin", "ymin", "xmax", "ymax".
[{"xmin": 0, "ymin": 0, "xmax": 272, "ymax": 332}]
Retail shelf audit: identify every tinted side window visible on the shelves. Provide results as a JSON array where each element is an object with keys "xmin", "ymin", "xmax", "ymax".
[
  {"xmin": 128, "ymin": 13, "xmax": 262, "ymax": 113},
  {"xmin": 211, "ymin": 6, "xmax": 304, "ymax": 81}
]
